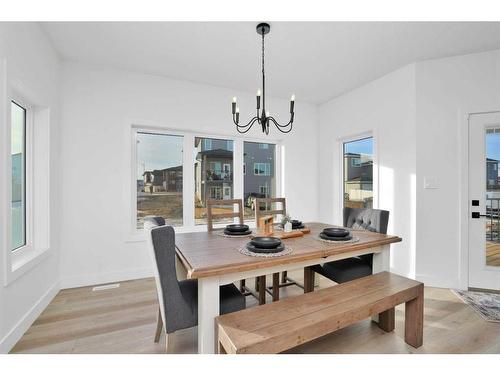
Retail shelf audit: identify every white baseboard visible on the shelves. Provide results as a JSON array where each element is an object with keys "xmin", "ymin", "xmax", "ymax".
[
  {"xmin": 415, "ymin": 273, "xmax": 459, "ymax": 289},
  {"xmin": 60, "ymin": 267, "xmax": 153, "ymax": 289},
  {"xmin": 0, "ymin": 280, "xmax": 60, "ymax": 354}
]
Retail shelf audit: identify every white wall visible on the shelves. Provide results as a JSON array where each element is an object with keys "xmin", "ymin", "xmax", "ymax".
[
  {"xmin": 318, "ymin": 65, "xmax": 417, "ymax": 278},
  {"xmin": 59, "ymin": 62, "xmax": 319, "ymax": 288},
  {"xmin": 0, "ymin": 23, "xmax": 61, "ymax": 353},
  {"xmin": 415, "ymin": 50, "xmax": 500, "ymax": 288}
]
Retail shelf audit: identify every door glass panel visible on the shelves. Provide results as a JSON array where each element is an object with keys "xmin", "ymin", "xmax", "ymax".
[
  {"xmin": 485, "ymin": 128, "xmax": 500, "ymax": 267},
  {"xmin": 343, "ymin": 137, "xmax": 373, "ymax": 209}
]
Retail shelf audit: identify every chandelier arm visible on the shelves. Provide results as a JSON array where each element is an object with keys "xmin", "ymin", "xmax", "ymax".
[
  {"xmin": 233, "ymin": 115, "xmax": 259, "ymax": 128},
  {"xmin": 268, "ymin": 117, "xmax": 294, "ymax": 133},
  {"xmin": 267, "ymin": 116, "xmax": 293, "ymax": 128}
]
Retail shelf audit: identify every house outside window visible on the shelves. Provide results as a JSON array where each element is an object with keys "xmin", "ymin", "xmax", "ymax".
[
  {"xmin": 343, "ymin": 137, "xmax": 373, "ymax": 209},
  {"xmin": 136, "ymin": 131, "xmax": 184, "ymax": 229},
  {"xmin": 254, "ymin": 162, "xmax": 271, "ymax": 176},
  {"xmin": 204, "ymin": 138, "xmax": 212, "ymax": 150}
]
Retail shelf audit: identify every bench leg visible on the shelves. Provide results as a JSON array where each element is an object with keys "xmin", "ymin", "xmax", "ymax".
[
  {"xmin": 239, "ymin": 279, "xmax": 246, "ymax": 293},
  {"xmin": 272, "ymin": 273, "xmax": 280, "ymax": 301},
  {"xmin": 303, "ymin": 266, "xmax": 315, "ymax": 293},
  {"xmin": 378, "ymin": 307, "xmax": 395, "ymax": 332},
  {"xmin": 258, "ymin": 276, "xmax": 266, "ymax": 305},
  {"xmin": 405, "ymin": 285, "xmax": 424, "ymax": 348}
]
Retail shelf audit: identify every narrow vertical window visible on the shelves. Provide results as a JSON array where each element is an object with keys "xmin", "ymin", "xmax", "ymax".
[
  {"xmin": 343, "ymin": 137, "xmax": 373, "ymax": 209},
  {"xmin": 244, "ymin": 141, "xmax": 276, "ymax": 220},
  {"xmin": 11, "ymin": 101, "xmax": 26, "ymax": 250},
  {"xmin": 194, "ymin": 137, "xmax": 234, "ymax": 225},
  {"xmin": 136, "ymin": 132, "xmax": 184, "ymax": 228}
]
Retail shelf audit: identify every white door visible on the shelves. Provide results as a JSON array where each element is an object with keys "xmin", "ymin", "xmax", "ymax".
[{"xmin": 469, "ymin": 112, "xmax": 500, "ymax": 290}]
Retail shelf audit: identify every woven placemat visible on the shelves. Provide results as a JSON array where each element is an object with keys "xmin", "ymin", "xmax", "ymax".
[
  {"xmin": 215, "ymin": 231, "xmax": 253, "ymax": 238},
  {"xmin": 238, "ymin": 245, "xmax": 293, "ymax": 258},
  {"xmin": 316, "ymin": 236, "xmax": 360, "ymax": 244}
]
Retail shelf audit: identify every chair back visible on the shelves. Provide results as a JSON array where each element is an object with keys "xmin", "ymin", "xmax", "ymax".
[
  {"xmin": 144, "ymin": 217, "xmax": 192, "ymax": 334},
  {"xmin": 206, "ymin": 199, "xmax": 244, "ymax": 231},
  {"xmin": 343, "ymin": 208, "xmax": 389, "ymax": 266},
  {"xmin": 254, "ymin": 197, "xmax": 286, "ymax": 224},
  {"xmin": 343, "ymin": 207, "xmax": 389, "ymax": 234}
]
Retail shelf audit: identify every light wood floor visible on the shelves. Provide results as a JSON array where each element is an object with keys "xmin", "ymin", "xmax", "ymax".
[
  {"xmin": 486, "ymin": 241, "xmax": 500, "ymax": 267},
  {"xmin": 10, "ymin": 271, "xmax": 500, "ymax": 354}
]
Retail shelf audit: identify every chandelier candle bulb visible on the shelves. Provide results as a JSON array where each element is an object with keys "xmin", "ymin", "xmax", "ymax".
[
  {"xmin": 290, "ymin": 96, "xmax": 295, "ymax": 113},
  {"xmin": 266, "ymin": 111, "xmax": 270, "ymax": 118},
  {"xmin": 257, "ymin": 90, "xmax": 261, "ymax": 109},
  {"xmin": 232, "ymin": 101, "xmax": 236, "ymax": 114}
]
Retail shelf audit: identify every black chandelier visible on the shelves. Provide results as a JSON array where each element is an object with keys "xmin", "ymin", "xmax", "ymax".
[{"xmin": 231, "ymin": 22, "xmax": 295, "ymax": 135}]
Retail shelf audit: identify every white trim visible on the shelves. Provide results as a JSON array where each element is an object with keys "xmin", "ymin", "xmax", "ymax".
[
  {"xmin": 126, "ymin": 120, "xmax": 283, "ymax": 240},
  {"xmin": 4, "ymin": 84, "xmax": 52, "ymax": 285},
  {"xmin": 0, "ymin": 280, "xmax": 60, "ymax": 354}
]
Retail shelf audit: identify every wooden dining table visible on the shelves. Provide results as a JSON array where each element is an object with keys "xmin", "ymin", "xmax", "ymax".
[{"xmin": 174, "ymin": 222, "xmax": 402, "ymax": 354}]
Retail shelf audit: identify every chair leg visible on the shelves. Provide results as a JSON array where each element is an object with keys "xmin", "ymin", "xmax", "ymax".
[
  {"xmin": 165, "ymin": 333, "xmax": 170, "ymax": 353},
  {"xmin": 154, "ymin": 308, "xmax": 163, "ymax": 343},
  {"xmin": 239, "ymin": 279, "xmax": 246, "ymax": 293},
  {"xmin": 272, "ymin": 273, "xmax": 280, "ymax": 301},
  {"xmin": 405, "ymin": 285, "xmax": 424, "ymax": 348}
]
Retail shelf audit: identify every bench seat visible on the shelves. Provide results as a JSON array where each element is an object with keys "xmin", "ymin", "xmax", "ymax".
[{"xmin": 215, "ymin": 271, "xmax": 423, "ymax": 354}]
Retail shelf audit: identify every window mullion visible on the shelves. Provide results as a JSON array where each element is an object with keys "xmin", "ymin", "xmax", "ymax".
[{"xmin": 183, "ymin": 133, "xmax": 195, "ymax": 228}]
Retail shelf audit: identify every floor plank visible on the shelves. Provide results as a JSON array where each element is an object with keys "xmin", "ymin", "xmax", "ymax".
[{"xmin": 10, "ymin": 272, "xmax": 500, "ymax": 354}]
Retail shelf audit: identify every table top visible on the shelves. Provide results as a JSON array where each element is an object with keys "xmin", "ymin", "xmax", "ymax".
[{"xmin": 175, "ymin": 222, "xmax": 402, "ymax": 279}]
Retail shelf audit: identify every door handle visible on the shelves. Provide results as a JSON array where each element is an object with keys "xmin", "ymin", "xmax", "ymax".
[{"xmin": 471, "ymin": 212, "xmax": 489, "ymax": 219}]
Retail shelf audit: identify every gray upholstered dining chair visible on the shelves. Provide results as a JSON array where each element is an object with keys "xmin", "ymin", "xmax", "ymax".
[
  {"xmin": 314, "ymin": 208, "xmax": 390, "ymax": 284},
  {"xmin": 144, "ymin": 216, "xmax": 246, "ymax": 352}
]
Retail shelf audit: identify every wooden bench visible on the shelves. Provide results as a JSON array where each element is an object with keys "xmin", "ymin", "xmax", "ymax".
[{"xmin": 215, "ymin": 271, "xmax": 423, "ymax": 354}]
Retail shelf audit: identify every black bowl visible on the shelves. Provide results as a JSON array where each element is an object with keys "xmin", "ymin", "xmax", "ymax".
[
  {"xmin": 320, "ymin": 232, "xmax": 353, "ymax": 241},
  {"xmin": 246, "ymin": 243, "xmax": 285, "ymax": 254},
  {"xmin": 251, "ymin": 236, "xmax": 282, "ymax": 249},
  {"xmin": 226, "ymin": 224, "xmax": 250, "ymax": 233},
  {"xmin": 322, "ymin": 227, "xmax": 350, "ymax": 238},
  {"xmin": 224, "ymin": 229, "xmax": 252, "ymax": 236},
  {"xmin": 290, "ymin": 220, "xmax": 302, "ymax": 226}
]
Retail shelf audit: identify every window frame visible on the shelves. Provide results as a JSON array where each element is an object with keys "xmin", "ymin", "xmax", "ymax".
[
  {"xmin": 128, "ymin": 124, "xmax": 283, "ymax": 238},
  {"xmin": 340, "ymin": 134, "xmax": 377, "ymax": 214},
  {"xmin": 10, "ymin": 98, "xmax": 34, "ymax": 259},
  {"xmin": 254, "ymin": 162, "xmax": 271, "ymax": 176}
]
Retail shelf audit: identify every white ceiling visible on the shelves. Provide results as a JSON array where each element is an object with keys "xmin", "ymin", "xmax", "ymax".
[{"xmin": 41, "ymin": 22, "xmax": 500, "ymax": 104}]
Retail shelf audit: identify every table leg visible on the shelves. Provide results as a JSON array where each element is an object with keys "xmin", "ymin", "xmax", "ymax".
[
  {"xmin": 372, "ymin": 244, "xmax": 390, "ymax": 323},
  {"xmin": 198, "ymin": 276, "xmax": 220, "ymax": 354}
]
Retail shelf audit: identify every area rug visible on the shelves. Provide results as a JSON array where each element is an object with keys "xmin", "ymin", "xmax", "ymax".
[{"xmin": 452, "ymin": 289, "xmax": 500, "ymax": 323}]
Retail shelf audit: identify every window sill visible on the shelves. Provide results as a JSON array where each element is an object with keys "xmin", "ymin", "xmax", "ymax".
[{"xmin": 5, "ymin": 246, "xmax": 51, "ymax": 285}]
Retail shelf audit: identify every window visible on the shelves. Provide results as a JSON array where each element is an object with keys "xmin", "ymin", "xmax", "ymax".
[
  {"xmin": 195, "ymin": 137, "xmax": 234, "ymax": 225},
  {"xmin": 351, "ymin": 157, "xmax": 361, "ymax": 167},
  {"xmin": 11, "ymin": 101, "xmax": 26, "ymax": 251},
  {"xmin": 244, "ymin": 142, "xmax": 276, "ymax": 220},
  {"xmin": 254, "ymin": 162, "xmax": 271, "ymax": 176},
  {"xmin": 343, "ymin": 137, "xmax": 373, "ymax": 209},
  {"xmin": 136, "ymin": 131, "xmax": 183, "ymax": 228},
  {"xmin": 203, "ymin": 138, "xmax": 212, "ymax": 150}
]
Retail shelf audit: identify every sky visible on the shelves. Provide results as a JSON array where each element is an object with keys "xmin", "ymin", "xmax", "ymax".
[
  {"xmin": 11, "ymin": 102, "xmax": 25, "ymax": 155},
  {"xmin": 344, "ymin": 137, "xmax": 373, "ymax": 155},
  {"xmin": 137, "ymin": 132, "xmax": 183, "ymax": 179},
  {"xmin": 487, "ymin": 133, "xmax": 500, "ymax": 161}
]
